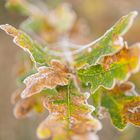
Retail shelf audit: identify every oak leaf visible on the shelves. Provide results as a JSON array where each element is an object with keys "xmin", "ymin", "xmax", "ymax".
[
  {"xmin": 77, "ymin": 43, "xmax": 140, "ymax": 93},
  {"xmin": 75, "ymin": 11, "xmax": 137, "ymax": 68},
  {"xmin": 12, "ymin": 88, "xmax": 45, "ymax": 119},
  {"xmin": 37, "ymin": 84, "xmax": 102, "ymax": 140},
  {"xmin": 0, "ymin": 24, "xmax": 47, "ymax": 65},
  {"xmin": 92, "ymin": 82, "xmax": 140, "ymax": 130},
  {"xmin": 21, "ymin": 60, "xmax": 70, "ymax": 98}
]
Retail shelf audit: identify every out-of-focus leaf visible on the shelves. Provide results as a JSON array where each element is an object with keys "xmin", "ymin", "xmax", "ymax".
[
  {"xmin": 0, "ymin": 24, "xmax": 48, "ymax": 65},
  {"xmin": 6, "ymin": 0, "xmax": 29, "ymax": 15},
  {"xmin": 21, "ymin": 18, "xmax": 46, "ymax": 33},
  {"xmin": 21, "ymin": 60, "xmax": 70, "ymax": 98},
  {"xmin": 6, "ymin": 0, "xmax": 89, "ymax": 44},
  {"xmin": 37, "ymin": 83, "xmax": 102, "ymax": 140},
  {"xmin": 92, "ymin": 82, "xmax": 140, "ymax": 130},
  {"xmin": 48, "ymin": 3, "xmax": 76, "ymax": 33},
  {"xmin": 13, "ymin": 96, "xmax": 36, "ymax": 119},
  {"xmin": 77, "ymin": 43, "xmax": 140, "ymax": 93},
  {"xmin": 75, "ymin": 11, "xmax": 137, "ymax": 68},
  {"xmin": 12, "ymin": 87, "xmax": 58, "ymax": 118},
  {"xmin": 21, "ymin": 3, "xmax": 77, "ymax": 43},
  {"xmin": 12, "ymin": 89, "xmax": 41, "ymax": 119}
]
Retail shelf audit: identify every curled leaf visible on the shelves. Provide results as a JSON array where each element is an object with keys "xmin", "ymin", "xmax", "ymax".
[
  {"xmin": 14, "ymin": 97, "xmax": 35, "ymax": 119},
  {"xmin": 11, "ymin": 88, "xmax": 23, "ymax": 105},
  {"xmin": 0, "ymin": 24, "xmax": 47, "ymax": 65},
  {"xmin": 75, "ymin": 11, "xmax": 137, "ymax": 68},
  {"xmin": 21, "ymin": 60, "xmax": 70, "ymax": 98},
  {"xmin": 12, "ymin": 87, "xmax": 48, "ymax": 119}
]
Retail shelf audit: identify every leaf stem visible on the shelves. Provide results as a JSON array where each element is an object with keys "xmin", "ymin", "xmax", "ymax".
[
  {"xmin": 65, "ymin": 83, "xmax": 72, "ymax": 139},
  {"xmin": 67, "ymin": 83, "xmax": 71, "ymax": 128}
]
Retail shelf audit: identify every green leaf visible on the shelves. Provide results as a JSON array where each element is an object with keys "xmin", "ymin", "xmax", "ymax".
[
  {"xmin": 92, "ymin": 88, "xmax": 102, "ymax": 117},
  {"xmin": 21, "ymin": 18, "xmax": 45, "ymax": 32},
  {"xmin": 0, "ymin": 24, "xmax": 48, "ymax": 65},
  {"xmin": 77, "ymin": 43, "xmax": 140, "ymax": 93},
  {"xmin": 101, "ymin": 91, "xmax": 126, "ymax": 129},
  {"xmin": 6, "ymin": 0, "xmax": 29, "ymax": 15},
  {"xmin": 92, "ymin": 82, "xmax": 140, "ymax": 130},
  {"xmin": 75, "ymin": 11, "xmax": 138, "ymax": 68}
]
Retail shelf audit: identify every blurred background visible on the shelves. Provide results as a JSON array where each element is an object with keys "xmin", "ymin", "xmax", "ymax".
[{"xmin": 0, "ymin": 0, "xmax": 140, "ymax": 140}]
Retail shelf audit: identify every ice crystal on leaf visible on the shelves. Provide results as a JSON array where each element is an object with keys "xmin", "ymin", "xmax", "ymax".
[
  {"xmin": 92, "ymin": 82, "xmax": 140, "ymax": 129},
  {"xmin": 37, "ymin": 84, "xmax": 102, "ymax": 140},
  {"xmin": 77, "ymin": 43, "xmax": 140, "ymax": 93},
  {"xmin": 1, "ymin": 1, "xmax": 140, "ymax": 139},
  {"xmin": 21, "ymin": 59, "xmax": 70, "ymax": 98},
  {"xmin": 0, "ymin": 24, "xmax": 47, "ymax": 65},
  {"xmin": 74, "ymin": 11, "xmax": 138, "ymax": 68}
]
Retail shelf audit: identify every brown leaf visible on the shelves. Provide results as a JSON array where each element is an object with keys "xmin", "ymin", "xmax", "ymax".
[
  {"xmin": 109, "ymin": 82, "xmax": 134, "ymax": 95},
  {"xmin": 21, "ymin": 60, "xmax": 69, "ymax": 98},
  {"xmin": 14, "ymin": 97, "xmax": 35, "ymax": 119},
  {"xmin": 11, "ymin": 88, "xmax": 23, "ymax": 104},
  {"xmin": 12, "ymin": 87, "xmax": 46, "ymax": 119},
  {"xmin": 123, "ymin": 98, "xmax": 140, "ymax": 126},
  {"xmin": 0, "ymin": 24, "xmax": 18, "ymax": 37}
]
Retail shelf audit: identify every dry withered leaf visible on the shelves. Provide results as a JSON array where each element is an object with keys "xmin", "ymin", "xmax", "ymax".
[
  {"xmin": 123, "ymin": 98, "xmax": 140, "ymax": 126},
  {"xmin": 12, "ymin": 87, "xmax": 46, "ymax": 119},
  {"xmin": 21, "ymin": 59, "xmax": 70, "ymax": 98},
  {"xmin": 14, "ymin": 97, "xmax": 36, "ymax": 119},
  {"xmin": 109, "ymin": 82, "xmax": 134, "ymax": 95},
  {"xmin": 11, "ymin": 88, "xmax": 23, "ymax": 105}
]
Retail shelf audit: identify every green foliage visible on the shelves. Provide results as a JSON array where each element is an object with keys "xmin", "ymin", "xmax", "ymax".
[
  {"xmin": 75, "ymin": 11, "xmax": 137, "ymax": 68},
  {"xmin": 92, "ymin": 82, "xmax": 140, "ymax": 129},
  {"xmin": 77, "ymin": 44, "xmax": 140, "ymax": 93},
  {"xmin": 6, "ymin": 0, "xmax": 29, "ymax": 15}
]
